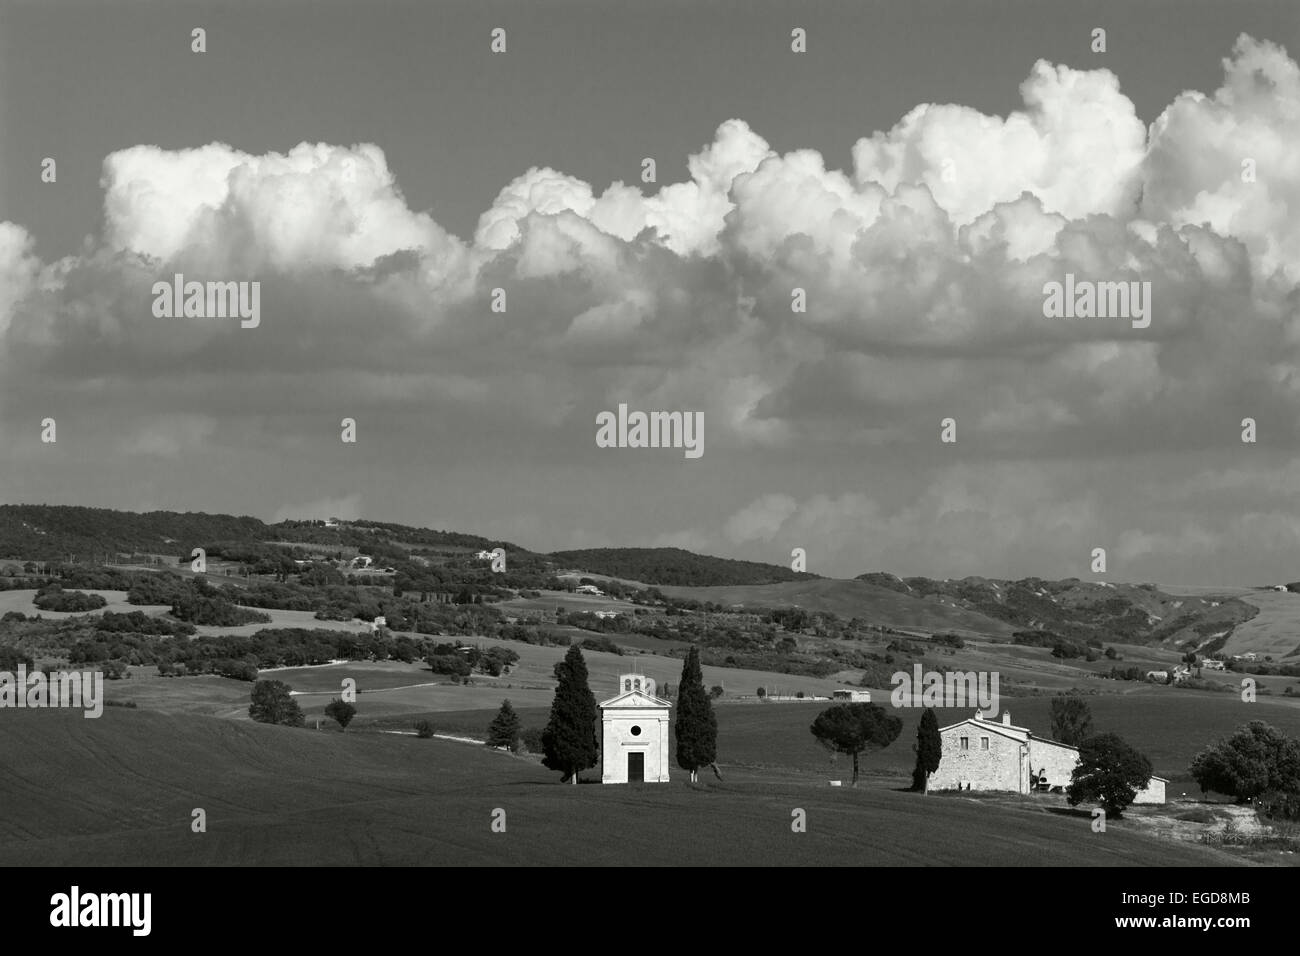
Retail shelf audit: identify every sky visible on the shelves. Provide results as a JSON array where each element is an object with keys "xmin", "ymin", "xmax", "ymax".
[{"xmin": 1, "ymin": 0, "xmax": 1298, "ymax": 585}]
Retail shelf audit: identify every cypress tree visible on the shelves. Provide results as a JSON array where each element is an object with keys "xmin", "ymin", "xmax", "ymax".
[
  {"xmin": 675, "ymin": 645, "xmax": 718, "ymax": 783},
  {"xmin": 486, "ymin": 698, "xmax": 522, "ymax": 752},
  {"xmin": 541, "ymin": 645, "xmax": 599, "ymax": 784},
  {"xmin": 912, "ymin": 707, "xmax": 942, "ymax": 793}
]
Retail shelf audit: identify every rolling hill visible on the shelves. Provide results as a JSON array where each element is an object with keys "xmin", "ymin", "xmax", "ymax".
[
  {"xmin": 549, "ymin": 547, "xmax": 818, "ymax": 586},
  {"xmin": 856, "ymin": 573, "xmax": 1263, "ymax": 651},
  {"xmin": 1, "ymin": 504, "xmax": 1292, "ymax": 654},
  {"xmin": 659, "ymin": 578, "xmax": 1018, "ymax": 637},
  {"xmin": 0, "ymin": 707, "xmax": 1248, "ymax": 867}
]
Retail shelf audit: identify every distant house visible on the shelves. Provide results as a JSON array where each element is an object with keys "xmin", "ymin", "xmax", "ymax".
[
  {"xmin": 1273, "ymin": 585, "xmax": 1287, "ymax": 592},
  {"xmin": 1242, "ymin": 652, "xmax": 1258, "ymax": 662},
  {"xmin": 932, "ymin": 711, "xmax": 1166, "ymax": 803},
  {"xmin": 1172, "ymin": 665, "xmax": 1192, "ymax": 683},
  {"xmin": 324, "ymin": 517, "xmax": 340, "ymax": 528},
  {"xmin": 593, "ymin": 610, "xmax": 619, "ymax": 620},
  {"xmin": 1202, "ymin": 659, "xmax": 1226, "ymax": 671},
  {"xmin": 1146, "ymin": 670, "xmax": 1169, "ymax": 683},
  {"xmin": 350, "ymin": 556, "xmax": 373, "ymax": 569},
  {"xmin": 831, "ymin": 689, "xmax": 872, "ymax": 703},
  {"xmin": 475, "ymin": 550, "xmax": 494, "ymax": 560},
  {"xmin": 1136, "ymin": 776, "xmax": 1168, "ymax": 804},
  {"xmin": 576, "ymin": 584, "xmax": 604, "ymax": 595}
]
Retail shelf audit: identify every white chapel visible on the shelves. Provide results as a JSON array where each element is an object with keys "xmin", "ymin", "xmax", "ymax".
[{"xmin": 599, "ymin": 673, "xmax": 671, "ymax": 784}]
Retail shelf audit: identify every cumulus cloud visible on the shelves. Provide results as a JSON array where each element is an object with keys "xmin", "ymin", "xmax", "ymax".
[
  {"xmin": 0, "ymin": 223, "xmax": 40, "ymax": 336},
  {"xmin": 724, "ymin": 493, "xmax": 799, "ymax": 543},
  {"xmin": 1, "ymin": 35, "xmax": 1297, "ymax": 580},
  {"xmin": 101, "ymin": 142, "xmax": 466, "ymax": 276},
  {"xmin": 1142, "ymin": 35, "xmax": 1300, "ymax": 283},
  {"xmin": 851, "ymin": 59, "xmax": 1147, "ymax": 225},
  {"xmin": 123, "ymin": 414, "xmax": 218, "ymax": 458}
]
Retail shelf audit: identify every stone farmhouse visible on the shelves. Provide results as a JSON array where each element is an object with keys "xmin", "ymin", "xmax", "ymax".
[{"xmin": 933, "ymin": 711, "xmax": 1166, "ymax": 804}]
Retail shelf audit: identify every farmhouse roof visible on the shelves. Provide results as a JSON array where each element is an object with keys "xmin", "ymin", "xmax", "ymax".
[
  {"xmin": 937, "ymin": 712, "xmax": 1081, "ymax": 752},
  {"xmin": 938, "ymin": 712, "xmax": 1031, "ymax": 736}
]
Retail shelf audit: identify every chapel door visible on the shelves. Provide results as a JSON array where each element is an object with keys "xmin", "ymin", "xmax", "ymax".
[{"xmin": 627, "ymin": 751, "xmax": 645, "ymax": 783}]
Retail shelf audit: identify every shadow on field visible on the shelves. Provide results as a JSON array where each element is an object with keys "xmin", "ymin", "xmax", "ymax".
[{"xmin": 1044, "ymin": 806, "xmax": 1099, "ymax": 820}]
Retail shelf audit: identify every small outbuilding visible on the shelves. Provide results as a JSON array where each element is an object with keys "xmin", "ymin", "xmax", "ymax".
[
  {"xmin": 599, "ymin": 673, "xmax": 670, "ymax": 784},
  {"xmin": 831, "ymin": 689, "xmax": 872, "ymax": 703}
]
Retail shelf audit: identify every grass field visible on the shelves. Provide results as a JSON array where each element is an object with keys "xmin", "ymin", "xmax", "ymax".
[
  {"xmin": 657, "ymin": 578, "xmax": 1018, "ymax": 636},
  {"xmin": 1219, "ymin": 590, "xmax": 1300, "ymax": 659},
  {"xmin": 401, "ymin": 690, "xmax": 1300, "ymax": 795},
  {"xmin": 0, "ymin": 588, "xmax": 371, "ymax": 638},
  {"xmin": 497, "ymin": 588, "xmax": 640, "ymax": 617},
  {"xmin": 0, "ymin": 707, "xmax": 1252, "ymax": 866}
]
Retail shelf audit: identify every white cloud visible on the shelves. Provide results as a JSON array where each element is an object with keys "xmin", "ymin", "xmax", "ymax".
[
  {"xmin": 724, "ymin": 493, "xmax": 799, "ymax": 543},
  {"xmin": 851, "ymin": 59, "xmax": 1146, "ymax": 225},
  {"xmin": 1, "ymin": 37, "xmax": 1298, "ymax": 582},
  {"xmin": 101, "ymin": 142, "xmax": 465, "ymax": 274}
]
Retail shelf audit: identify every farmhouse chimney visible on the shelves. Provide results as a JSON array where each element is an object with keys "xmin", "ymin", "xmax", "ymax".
[{"xmin": 1002, "ymin": 712, "xmax": 1011, "ymax": 726}]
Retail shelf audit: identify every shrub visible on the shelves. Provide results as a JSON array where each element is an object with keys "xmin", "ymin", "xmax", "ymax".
[
  {"xmin": 579, "ymin": 635, "xmax": 624, "ymax": 656},
  {"xmin": 415, "ymin": 719, "xmax": 436, "ymax": 739},
  {"xmin": 1189, "ymin": 721, "xmax": 1300, "ymax": 800},
  {"xmin": 0, "ymin": 645, "xmax": 34, "ymax": 670},
  {"xmin": 33, "ymin": 586, "xmax": 107, "ymax": 613},
  {"xmin": 325, "ymin": 698, "xmax": 357, "ymax": 730},
  {"xmin": 1256, "ymin": 789, "xmax": 1300, "ymax": 822},
  {"xmin": 427, "ymin": 652, "xmax": 472, "ymax": 678},
  {"xmin": 248, "ymin": 679, "xmax": 305, "ymax": 727},
  {"xmin": 521, "ymin": 726, "xmax": 545, "ymax": 753}
]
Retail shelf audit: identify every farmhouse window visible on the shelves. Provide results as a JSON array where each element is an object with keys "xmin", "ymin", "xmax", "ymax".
[
  {"xmin": 981, "ymin": 737, "xmax": 989, "ymax": 750},
  {"xmin": 960, "ymin": 737, "xmax": 969, "ymax": 750}
]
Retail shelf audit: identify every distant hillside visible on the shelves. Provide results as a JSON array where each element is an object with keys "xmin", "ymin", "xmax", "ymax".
[
  {"xmin": 0, "ymin": 504, "xmax": 529, "ymax": 561},
  {"xmin": 855, "ymin": 572, "xmax": 1259, "ymax": 650},
  {"xmin": 549, "ymin": 547, "xmax": 818, "ymax": 587},
  {"xmin": 659, "ymin": 577, "xmax": 1017, "ymax": 636},
  {"xmin": 0, "ymin": 505, "xmax": 269, "ymax": 559}
]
